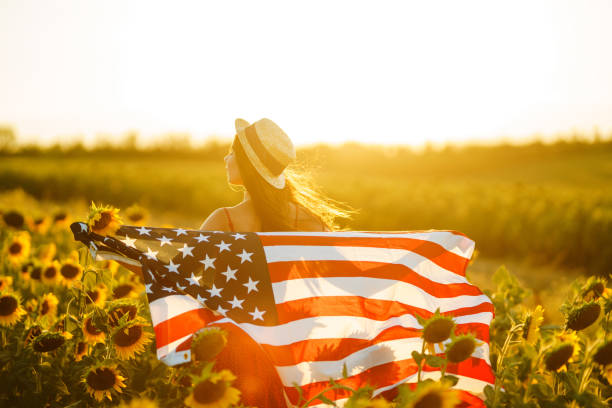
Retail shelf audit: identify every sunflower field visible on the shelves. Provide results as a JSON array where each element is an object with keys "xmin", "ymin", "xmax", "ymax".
[{"xmin": 1, "ymin": 198, "xmax": 611, "ymax": 408}]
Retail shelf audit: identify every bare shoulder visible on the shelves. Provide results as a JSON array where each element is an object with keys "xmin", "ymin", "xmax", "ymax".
[{"xmin": 198, "ymin": 208, "xmax": 230, "ymax": 231}]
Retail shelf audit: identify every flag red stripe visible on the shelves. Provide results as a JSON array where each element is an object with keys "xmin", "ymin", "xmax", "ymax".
[
  {"xmin": 283, "ymin": 357, "xmax": 492, "ymax": 406},
  {"xmin": 269, "ymin": 260, "xmax": 482, "ymax": 296},
  {"xmin": 153, "ymin": 307, "xmax": 219, "ymax": 349},
  {"xmin": 261, "ymin": 322, "xmax": 491, "ymax": 366},
  {"xmin": 260, "ymin": 235, "xmax": 469, "ymax": 275},
  {"xmin": 276, "ymin": 295, "xmax": 494, "ymax": 324}
]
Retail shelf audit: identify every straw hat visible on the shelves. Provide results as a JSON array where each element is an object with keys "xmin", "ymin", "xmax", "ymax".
[{"xmin": 234, "ymin": 118, "xmax": 296, "ymax": 189}]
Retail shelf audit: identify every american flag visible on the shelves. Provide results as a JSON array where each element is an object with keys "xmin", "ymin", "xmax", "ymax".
[{"xmin": 70, "ymin": 222, "xmax": 494, "ymax": 407}]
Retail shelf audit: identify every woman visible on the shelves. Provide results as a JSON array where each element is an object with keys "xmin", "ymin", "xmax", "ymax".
[{"xmin": 199, "ymin": 118, "xmax": 356, "ymax": 407}]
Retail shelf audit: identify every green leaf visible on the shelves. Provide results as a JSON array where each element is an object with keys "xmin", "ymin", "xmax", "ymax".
[
  {"xmin": 411, "ymin": 350, "xmax": 424, "ymax": 365},
  {"xmin": 424, "ymin": 355, "xmax": 445, "ymax": 368},
  {"xmin": 442, "ymin": 375, "xmax": 459, "ymax": 387}
]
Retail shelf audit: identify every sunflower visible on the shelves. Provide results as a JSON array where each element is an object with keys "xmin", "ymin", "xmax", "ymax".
[
  {"xmin": 581, "ymin": 279, "xmax": 606, "ymax": 302},
  {"xmin": 85, "ymin": 283, "xmax": 108, "ymax": 308},
  {"xmin": 3, "ymin": 210, "xmax": 24, "ymax": 229},
  {"xmin": 593, "ymin": 341, "xmax": 612, "ymax": 367},
  {"xmin": 566, "ymin": 301, "xmax": 601, "ymax": 331},
  {"xmin": 24, "ymin": 298, "xmax": 38, "ymax": 313},
  {"xmin": 39, "ymin": 293, "xmax": 59, "ymax": 320},
  {"xmin": 52, "ymin": 211, "xmax": 70, "ymax": 228},
  {"xmin": 75, "ymin": 341, "xmax": 89, "ymax": 361},
  {"xmin": 87, "ymin": 202, "xmax": 123, "ymax": 236},
  {"xmin": 108, "ymin": 303, "xmax": 139, "ymax": 327},
  {"xmin": 118, "ymin": 397, "xmax": 159, "ymax": 408},
  {"xmin": 112, "ymin": 283, "xmax": 139, "ymax": 300},
  {"xmin": 0, "ymin": 276, "xmax": 13, "ymax": 291},
  {"xmin": 125, "ymin": 204, "xmax": 149, "ymax": 226},
  {"xmin": 421, "ymin": 310, "xmax": 455, "ymax": 345},
  {"xmin": 112, "ymin": 320, "xmax": 153, "ymax": 360},
  {"xmin": 407, "ymin": 380, "xmax": 461, "ymax": 408},
  {"xmin": 191, "ymin": 327, "xmax": 228, "ymax": 362},
  {"xmin": 32, "ymin": 331, "xmax": 66, "ymax": 352},
  {"xmin": 6, "ymin": 231, "xmax": 31, "ymax": 265},
  {"xmin": 26, "ymin": 215, "xmax": 50, "ymax": 234},
  {"xmin": 60, "ymin": 259, "xmax": 83, "ymax": 286},
  {"xmin": 184, "ymin": 369, "xmax": 241, "ymax": 408},
  {"xmin": 83, "ymin": 363, "xmax": 127, "ymax": 402},
  {"xmin": 544, "ymin": 331, "xmax": 581, "ymax": 372},
  {"xmin": 445, "ymin": 334, "xmax": 480, "ymax": 364},
  {"xmin": 0, "ymin": 292, "xmax": 26, "ymax": 327},
  {"xmin": 522, "ymin": 305, "xmax": 545, "ymax": 345},
  {"xmin": 41, "ymin": 260, "xmax": 61, "ymax": 285},
  {"xmin": 20, "ymin": 262, "xmax": 33, "ymax": 281},
  {"xmin": 82, "ymin": 315, "xmax": 106, "ymax": 344},
  {"xmin": 100, "ymin": 259, "xmax": 119, "ymax": 276},
  {"xmin": 37, "ymin": 242, "xmax": 57, "ymax": 263}
]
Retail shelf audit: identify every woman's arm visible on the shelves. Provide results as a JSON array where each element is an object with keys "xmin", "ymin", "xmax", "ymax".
[{"xmin": 199, "ymin": 208, "xmax": 231, "ymax": 231}]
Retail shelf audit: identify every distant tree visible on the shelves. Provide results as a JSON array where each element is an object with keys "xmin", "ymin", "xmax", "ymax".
[{"xmin": 0, "ymin": 126, "xmax": 16, "ymax": 153}]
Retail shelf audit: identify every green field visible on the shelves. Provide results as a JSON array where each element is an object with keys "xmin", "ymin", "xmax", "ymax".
[{"xmin": 2, "ymin": 139, "xmax": 611, "ymax": 276}]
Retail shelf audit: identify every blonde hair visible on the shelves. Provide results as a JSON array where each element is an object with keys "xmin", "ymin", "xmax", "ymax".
[{"xmin": 231, "ymin": 137, "xmax": 358, "ymax": 231}]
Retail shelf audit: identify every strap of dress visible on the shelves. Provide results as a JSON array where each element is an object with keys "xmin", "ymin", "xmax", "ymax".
[{"xmin": 223, "ymin": 207, "xmax": 235, "ymax": 232}]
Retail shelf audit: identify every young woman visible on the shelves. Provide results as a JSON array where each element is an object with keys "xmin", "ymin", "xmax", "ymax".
[{"xmin": 199, "ymin": 118, "xmax": 356, "ymax": 407}]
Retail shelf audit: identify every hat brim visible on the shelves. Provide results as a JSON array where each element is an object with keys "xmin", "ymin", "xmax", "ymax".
[{"xmin": 235, "ymin": 119, "xmax": 286, "ymax": 189}]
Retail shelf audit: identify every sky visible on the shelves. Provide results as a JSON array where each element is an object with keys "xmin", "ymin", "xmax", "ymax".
[{"xmin": 1, "ymin": 0, "xmax": 611, "ymax": 148}]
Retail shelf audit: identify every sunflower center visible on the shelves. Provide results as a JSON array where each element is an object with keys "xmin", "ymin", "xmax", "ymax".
[
  {"xmin": 414, "ymin": 391, "xmax": 443, "ymax": 408},
  {"xmin": 9, "ymin": 242, "xmax": 22, "ymax": 255},
  {"xmin": 44, "ymin": 266, "xmax": 57, "ymax": 279},
  {"xmin": 33, "ymin": 334, "xmax": 65, "ymax": 352},
  {"xmin": 76, "ymin": 341, "xmax": 87, "ymax": 355},
  {"xmin": 567, "ymin": 303, "xmax": 601, "ymax": 331},
  {"xmin": 193, "ymin": 379, "xmax": 228, "ymax": 404},
  {"xmin": 545, "ymin": 344, "xmax": 574, "ymax": 371},
  {"xmin": 54, "ymin": 213, "xmax": 67, "ymax": 222},
  {"xmin": 34, "ymin": 218, "xmax": 44, "ymax": 226},
  {"xmin": 93, "ymin": 212, "xmax": 112, "ymax": 231},
  {"xmin": 85, "ymin": 290, "xmax": 99, "ymax": 304},
  {"xmin": 447, "ymin": 338, "xmax": 476, "ymax": 363},
  {"xmin": 41, "ymin": 300, "xmax": 50, "ymax": 315},
  {"xmin": 31, "ymin": 267, "xmax": 42, "ymax": 280},
  {"xmin": 113, "ymin": 325, "xmax": 143, "ymax": 347},
  {"xmin": 0, "ymin": 296, "xmax": 18, "ymax": 316},
  {"xmin": 86, "ymin": 318, "xmax": 103, "ymax": 335},
  {"xmin": 87, "ymin": 368, "xmax": 118, "ymax": 390},
  {"xmin": 423, "ymin": 318, "xmax": 454, "ymax": 343},
  {"xmin": 61, "ymin": 264, "xmax": 80, "ymax": 279},
  {"xmin": 113, "ymin": 284, "xmax": 134, "ymax": 299},
  {"xmin": 4, "ymin": 212, "xmax": 24, "ymax": 228},
  {"xmin": 129, "ymin": 213, "xmax": 143, "ymax": 222}
]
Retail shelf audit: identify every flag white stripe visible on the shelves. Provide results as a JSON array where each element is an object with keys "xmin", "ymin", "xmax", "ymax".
[
  {"xmin": 257, "ymin": 230, "xmax": 475, "ymax": 259},
  {"xmin": 275, "ymin": 337, "xmax": 490, "ymax": 386},
  {"xmin": 273, "ymin": 276, "xmax": 491, "ymax": 309},
  {"xmin": 95, "ymin": 250, "xmax": 142, "ymax": 266},
  {"xmin": 149, "ymin": 294, "xmax": 204, "ymax": 326},
  {"xmin": 214, "ymin": 311, "xmax": 493, "ymax": 347},
  {"xmin": 264, "ymin": 245, "xmax": 469, "ymax": 284}
]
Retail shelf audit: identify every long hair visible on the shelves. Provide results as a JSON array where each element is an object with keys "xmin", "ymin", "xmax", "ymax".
[{"xmin": 230, "ymin": 137, "xmax": 357, "ymax": 232}]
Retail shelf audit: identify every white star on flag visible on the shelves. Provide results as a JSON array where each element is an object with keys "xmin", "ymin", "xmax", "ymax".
[
  {"xmin": 177, "ymin": 243, "xmax": 195, "ymax": 258},
  {"xmin": 231, "ymin": 232, "xmax": 247, "ymax": 240},
  {"xmin": 249, "ymin": 307, "xmax": 265, "ymax": 321},
  {"xmin": 121, "ymin": 235, "xmax": 137, "ymax": 248},
  {"xmin": 145, "ymin": 283, "xmax": 153, "ymax": 294},
  {"xmin": 165, "ymin": 260, "xmax": 179, "ymax": 273},
  {"xmin": 177, "ymin": 282, "xmax": 186, "ymax": 291},
  {"xmin": 221, "ymin": 266, "xmax": 238, "ymax": 282},
  {"xmin": 199, "ymin": 254, "xmax": 216, "ymax": 270},
  {"xmin": 237, "ymin": 249, "xmax": 253, "ymax": 263},
  {"xmin": 215, "ymin": 240, "xmax": 232, "ymax": 252},
  {"xmin": 196, "ymin": 293, "xmax": 206, "ymax": 304},
  {"xmin": 173, "ymin": 228, "xmax": 188, "ymax": 236},
  {"xmin": 194, "ymin": 233, "xmax": 210, "ymax": 243},
  {"xmin": 228, "ymin": 296, "xmax": 244, "ymax": 309},
  {"xmin": 157, "ymin": 235, "xmax": 173, "ymax": 246},
  {"xmin": 243, "ymin": 277, "xmax": 259, "ymax": 293},
  {"xmin": 136, "ymin": 226, "xmax": 152, "ymax": 236},
  {"xmin": 207, "ymin": 284, "xmax": 223, "ymax": 298},
  {"xmin": 145, "ymin": 247, "xmax": 158, "ymax": 261},
  {"xmin": 162, "ymin": 286, "xmax": 174, "ymax": 293},
  {"xmin": 187, "ymin": 272, "xmax": 202, "ymax": 286},
  {"xmin": 216, "ymin": 305, "xmax": 228, "ymax": 316},
  {"xmin": 80, "ymin": 223, "xmax": 88, "ymax": 232}
]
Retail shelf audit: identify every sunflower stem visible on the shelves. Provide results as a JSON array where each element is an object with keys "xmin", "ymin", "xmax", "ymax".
[
  {"xmin": 492, "ymin": 323, "xmax": 522, "ymax": 407},
  {"xmin": 417, "ymin": 340, "xmax": 426, "ymax": 383}
]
